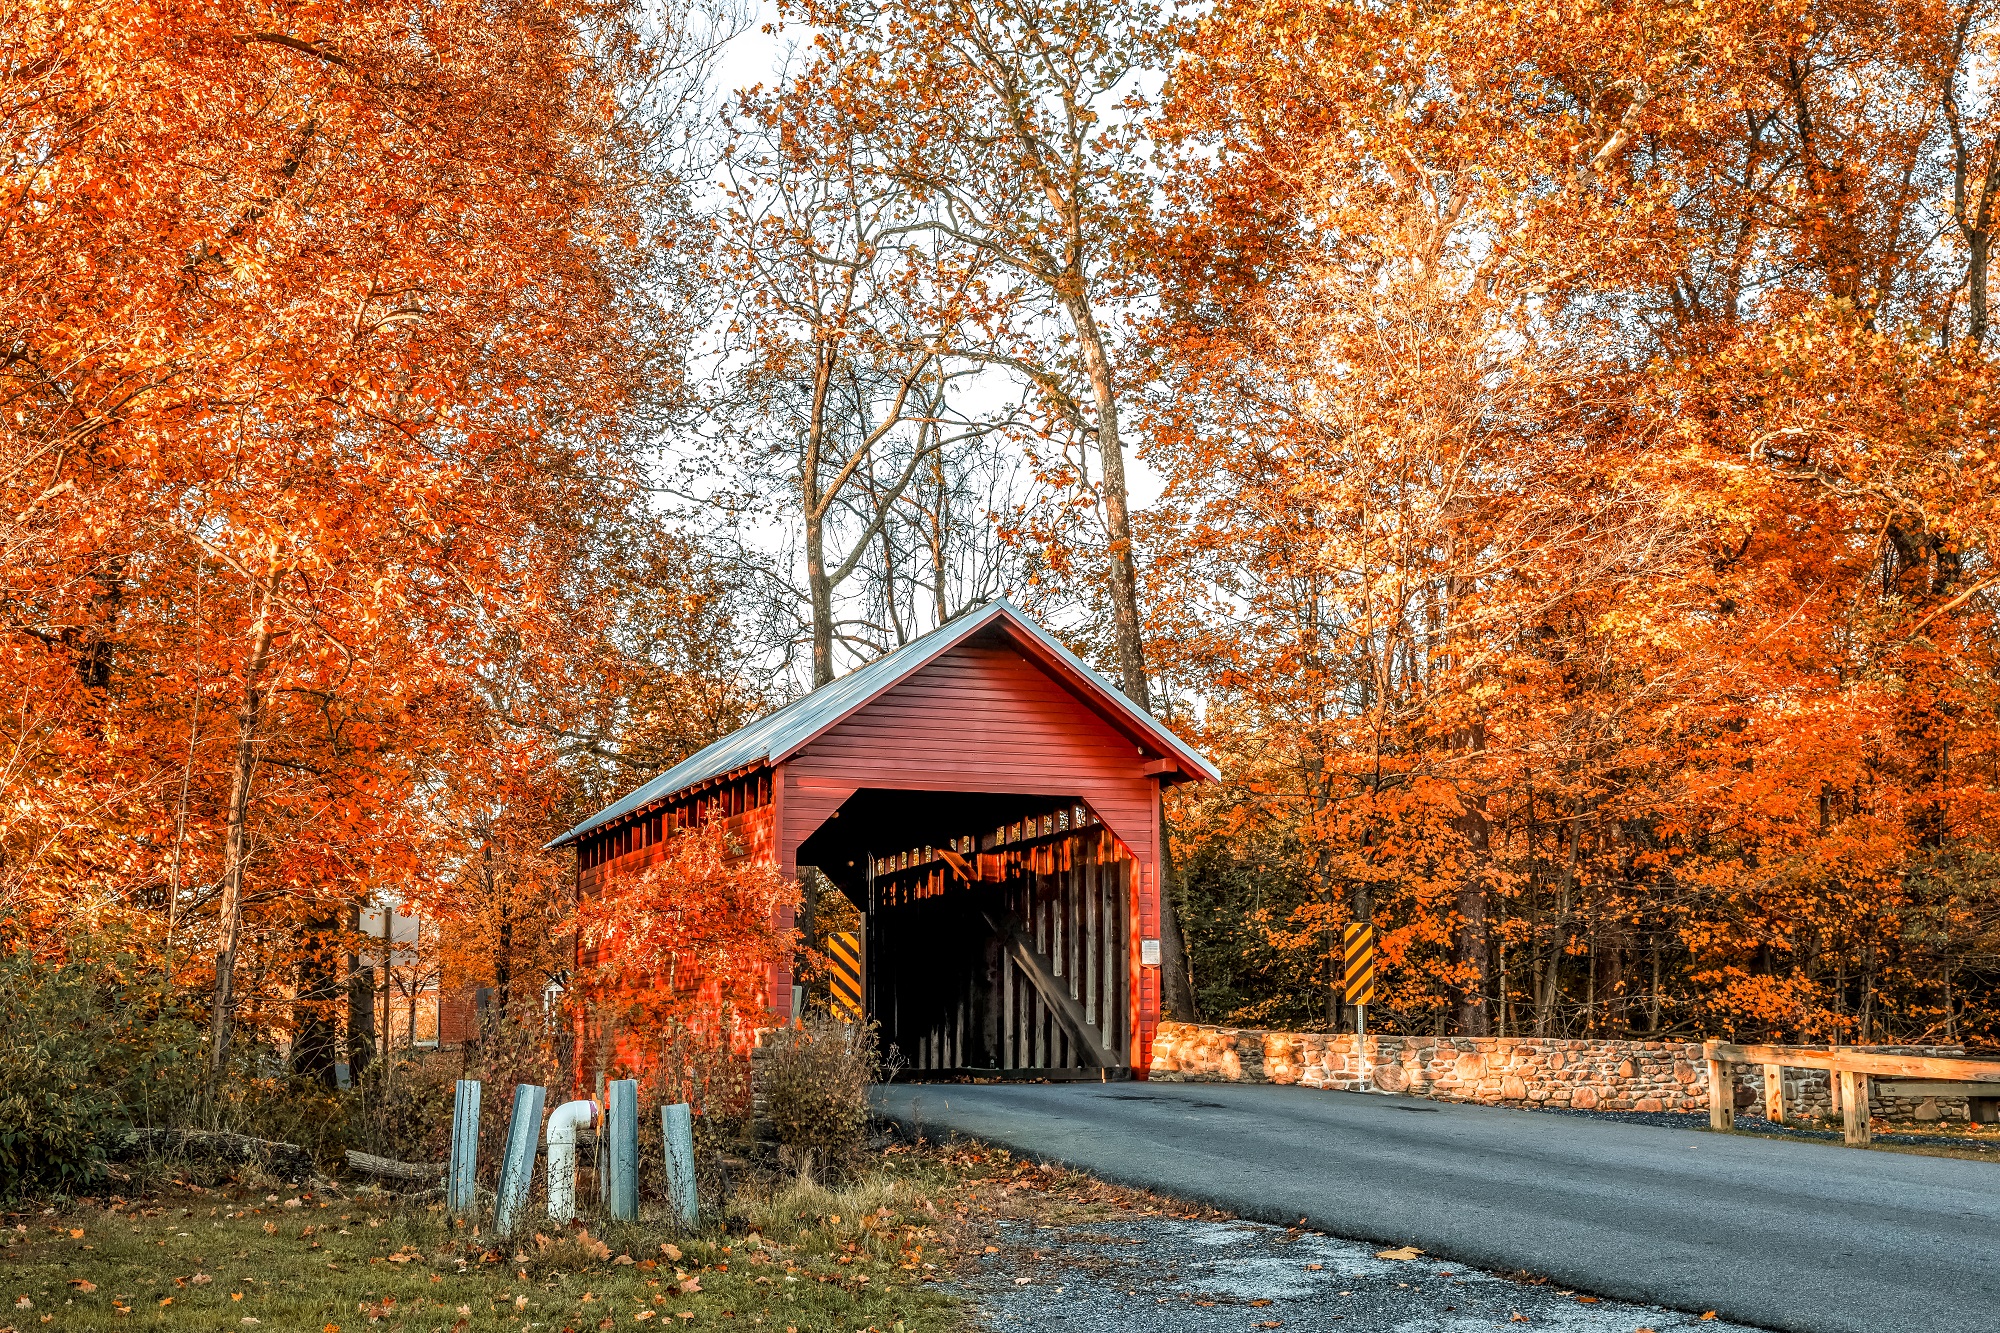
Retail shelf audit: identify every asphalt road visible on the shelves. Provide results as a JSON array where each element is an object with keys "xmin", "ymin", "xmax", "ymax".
[{"xmin": 873, "ymin": 1079, "xmax": 2000, "ymax": 1333}]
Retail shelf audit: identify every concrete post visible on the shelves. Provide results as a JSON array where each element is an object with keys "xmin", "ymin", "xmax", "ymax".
[
  {"xmin": 660, "ymin": 1102, "xmax": 697, "ymax": 1229},
  {"xmin": 447, "ymin": 1079, "xmax": 481, "ymax": 1214},
  {"xmin": 493, "ymin": 1083, "xmax": 546, "ymax": 1238},
  {"xmin": 607, "ymin": 1080, "xmax": 639, "ymax": 1221}
]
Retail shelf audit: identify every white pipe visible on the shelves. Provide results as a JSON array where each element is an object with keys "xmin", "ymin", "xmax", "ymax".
[{"xmin": 545, "ymin": 1098, "xmax": 597, "ymax": 1222}]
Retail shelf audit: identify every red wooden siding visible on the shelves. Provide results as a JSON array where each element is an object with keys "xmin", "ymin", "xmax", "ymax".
[
  {"xmin": 777, "ymin": 636, "xmax": 1166, "ymax": 1068},
  {"xmin": 777, "ymin": 638, "xmax": 1162, "ymax": 873}
]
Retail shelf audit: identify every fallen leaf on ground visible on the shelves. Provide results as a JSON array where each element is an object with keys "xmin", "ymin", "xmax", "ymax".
[
  {"xmin": 1375, "ymin": 1246, "xmax": 1423, "ymax": 1261},
  {"xmin": 68, "ymin": 1280, "xmax": 96, "ymax": 1293},
  {"xmin": 660, "ymin": 1244, "xmax": 682, "ymax": 1261}
]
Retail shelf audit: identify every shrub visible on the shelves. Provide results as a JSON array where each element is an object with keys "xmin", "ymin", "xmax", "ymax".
[
  {"xmin": 760, "ymin": 1021, "xmax": 877, "ymax": 1183},
  {"xmin": 349, "ymin": 1050, "xmax": 458, "ymax": 1164},
  {"xmin": 0, "ymin": 934, "xmax": 202, "ymax": 1199},
  {"xmin": 217, "ymin": 1072, "xmax": 354, "ymax": 1170}
]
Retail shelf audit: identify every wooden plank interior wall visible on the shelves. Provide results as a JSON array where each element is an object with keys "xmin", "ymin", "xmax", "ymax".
[{"xmin": 874, "ymin": 813, "xmax": 1129, "ymax": 1074}]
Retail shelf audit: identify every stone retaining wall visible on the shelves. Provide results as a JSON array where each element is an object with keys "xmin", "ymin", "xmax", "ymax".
[{"xmin": 1148, "ymin": 1022, "xmax": 1974, "ymax": 1124}]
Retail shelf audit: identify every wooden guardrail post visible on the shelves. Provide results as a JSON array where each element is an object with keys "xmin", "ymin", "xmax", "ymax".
[
  {"xmin": 1708, "ymin": 1052, "xmax": 1734, "ymax": 1130},
  {"xmin": 1840, "ymin": 1071, "xmax": 1871, "ymax": 1147},
  {"xmin": 1762, "ymin": 1063, "xmax": 1785, "ymax": 1124}
]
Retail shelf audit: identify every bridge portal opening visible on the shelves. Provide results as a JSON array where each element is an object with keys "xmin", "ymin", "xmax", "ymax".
[{"xmin": 799, "ymin": 788, "xmax": 1133, "ymax": 1078}]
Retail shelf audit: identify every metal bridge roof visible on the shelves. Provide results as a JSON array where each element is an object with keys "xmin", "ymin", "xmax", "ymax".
[{"xmin": 545, "ymin": 597, "xmax": 1218, "ymax": 849}]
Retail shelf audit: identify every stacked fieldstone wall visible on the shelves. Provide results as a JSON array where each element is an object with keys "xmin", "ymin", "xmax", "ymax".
[{"xmin": 1148, "ymin": 1022, "xmax": 1974, "ymax": 1124}]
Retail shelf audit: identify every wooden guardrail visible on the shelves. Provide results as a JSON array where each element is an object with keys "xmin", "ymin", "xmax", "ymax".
[{"xmin": 1703, "ymin": 1040, "xmax": 2000, "ymax": 1146}]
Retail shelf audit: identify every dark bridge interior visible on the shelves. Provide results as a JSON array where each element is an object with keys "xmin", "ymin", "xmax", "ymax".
[{"xmin": 801, "ymin": 789, "xmax": 1132, "ymax": 1077}]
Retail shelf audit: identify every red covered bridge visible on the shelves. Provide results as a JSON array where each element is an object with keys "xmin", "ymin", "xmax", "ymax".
[{"xmin": 548, "ymin": 599, "xmax": 1218, "ymax": 1077}]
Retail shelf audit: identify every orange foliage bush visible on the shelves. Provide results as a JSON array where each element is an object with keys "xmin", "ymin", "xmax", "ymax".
[{"xmin": 570, "ymin": 822, "xmax": 799, "ymax": 1112}]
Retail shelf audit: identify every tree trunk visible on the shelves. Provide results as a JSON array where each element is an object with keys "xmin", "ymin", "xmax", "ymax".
[
  {"xmin": 806, "ymin": 349, "xmax": 836, "ymax": 689},
  {"xmin": 204, "ymin": 566, "xmax": 281, "ymax": 1105},
  {"xmin": 346, "ymin": 903, "xmax": 377, "ymax": 1082},
  {"xmin": 1970, "ymin": 227, "xmax": 1991, "ymax": 347},
  {"xmin": 806, "ymin": 498, "xmax": 835, "ymax": 689},
  {"xmin": 1453, "ymin": 792, "xmax": 1492, "ymax": 1036},
  {"xmin": 1454, "ymin": 884, "xmax": 1492, "ymax": 1036},
  {"xmin": 290, "ymin": 913, "xmax": 342, "ymax": 1088},
  {"xmin": 1157, "ymin": 797, "xmax": 1196, "ymax": 1021},
  {"xmin": 1061, "ymin": 293, "xmax": 1148, "ymax": 709},
  {"xmin": 1535, "ymin": 815, "xmax": 1583, "ymax": 1037},
  {"xmin": 1060, "ymin": 292, "xmax": 1199, "ymax": 1020},
  {"xmin": 495, "ymin": 892, "xmax": 515, "ymax": 1016}
]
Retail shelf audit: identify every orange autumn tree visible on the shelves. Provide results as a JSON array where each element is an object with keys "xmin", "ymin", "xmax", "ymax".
[
  {"xmin": 1150, "ymin": 0, "xmax": 2000, "ymax": 1044},
  {"xmin": 0, "ymin": 0, "xmax": 718, "ymax": 1100},
  {"xmin": 570, "ymin": 821, "xmax": 798, "ymax": 1110}
]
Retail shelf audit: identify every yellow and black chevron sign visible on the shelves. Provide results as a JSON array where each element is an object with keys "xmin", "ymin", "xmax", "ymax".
[
  {"xmin": 1342, "ymin": 922, "xmax": 1376, "ymax": 1007},
  {"xmin": 827, "ymin": 930, "xmax": 863, "ymax": 1021}
]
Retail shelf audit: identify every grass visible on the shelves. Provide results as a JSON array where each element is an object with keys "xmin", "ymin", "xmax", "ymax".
[
  {"xmin": 0, "ymin": 1174, "xmax": 959, "ymax": 1332},
  {"xmin": 0, "ymin": 1138, "xmax": 1204, "ymax": 1333}
]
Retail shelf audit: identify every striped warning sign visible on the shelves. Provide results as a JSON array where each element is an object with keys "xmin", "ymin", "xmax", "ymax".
[
  {"xmin": 827, "ymin": 930, "xmax": 863, "ymax": 1021},
  {"xmin": 1342, "ymin": 922, "xmax": 1376, "ymax": 1007}
]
